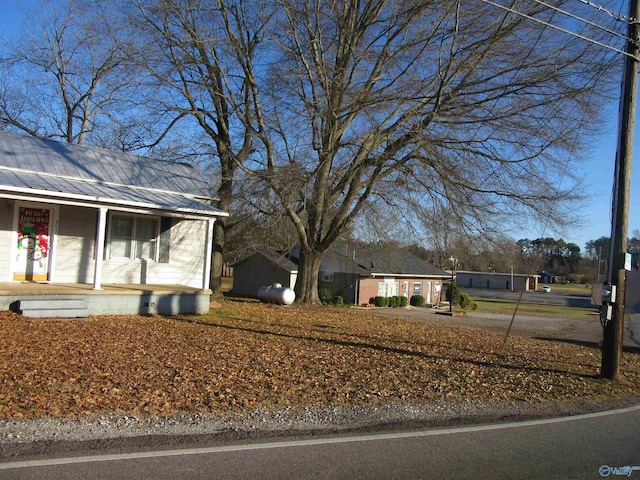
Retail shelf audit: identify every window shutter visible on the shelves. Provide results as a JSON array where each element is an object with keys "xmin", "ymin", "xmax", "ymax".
[{"xmin": 158, "ymin": 217, "xmax": 173, "ymax": 263}]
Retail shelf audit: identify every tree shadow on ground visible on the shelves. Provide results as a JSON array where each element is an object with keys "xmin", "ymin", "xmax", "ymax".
[
  {"xmin": 175, "ymin": 316, "xmax": 600, "ymax": 380},
  {"xmin": 535, "ymin": 336, "xmax": 640, "ymax": 355}
]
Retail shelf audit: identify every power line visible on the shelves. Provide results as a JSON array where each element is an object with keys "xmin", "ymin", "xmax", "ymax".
[
  {"xmin": 481, "ymin": 0, "xmax": 639, "ymax": 60},
  {"xmin": 573, "ymin": 0, "xmax": 639, "ymax": 24},
  {"xmin": 533, "ymin": 0, "xmax": 629, "ymax": 42}
]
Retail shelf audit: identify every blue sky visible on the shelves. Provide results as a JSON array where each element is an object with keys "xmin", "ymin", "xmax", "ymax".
[
  {"xmin": 564, "ymin": 102, "xmax": 640, "ymax": 250},
  {"xmin": 0, "ymin": 1, "xmax": 27, "ymax": 33},
  {"xmin": 0, "ymin": 0, "xmax": 638, "ymax": 253}
]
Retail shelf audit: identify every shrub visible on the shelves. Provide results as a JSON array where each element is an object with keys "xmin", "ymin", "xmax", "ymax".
[
  {"xmin": 459, "ymin": 293, "xmax": 477, "ymax": 310},
  {"xmin": 375, "ymin": 296, "xmax": 389, "ymax": 307},
  {"xmin": 567, "ymin": 274, "xmax": 582, "ymax": 284},
  {"xmin": 399, "ymin": 296, "xmax": 408, "ymax": 307},
  {"xmin": 445, "ymin": 282, "xmax": 461, "ymax": 306},
  {"xmin": 389, "ymin": 296, "xmax": 400, "ymax": 308},
  {"xmin": 410, "ymin": 295, "xmax": 424, "ymax": 307},
  {"xmin": 319, "ymin": 288, "xmax": 333, "ymax": 304},
  {"xmin": 333, "ymin": 295, "xmax": 344, "ymax": 306}
]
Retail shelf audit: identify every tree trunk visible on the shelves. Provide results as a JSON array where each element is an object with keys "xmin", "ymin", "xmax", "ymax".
[
  {"xmin": 210, "ymin": 217, "xmax": 226, "ymax": 297},
  {"xmin": 294, "ymin": 247, "xmax": 323, "ymax": 303},
  {"xmin": 209, "ymin": 161, "xmax": 234, "ymax": 298}
]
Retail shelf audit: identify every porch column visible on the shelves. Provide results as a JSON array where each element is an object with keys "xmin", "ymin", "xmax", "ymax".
[
  {"xmin": 202, "ymin": 218, "xmax": 214, "ymax": 290},
  {"xmin": 93, "ymin": 207, "xmax": 107, "ymax": 290}
]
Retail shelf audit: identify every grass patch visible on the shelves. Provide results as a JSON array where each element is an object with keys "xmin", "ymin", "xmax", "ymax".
[{"xmin": 473, "ymin": 297, "xmax": 599, "ymax": 319}]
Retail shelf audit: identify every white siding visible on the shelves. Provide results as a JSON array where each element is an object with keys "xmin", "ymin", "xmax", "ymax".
[
  {"xmin": 53, "ymin": 207, "xmax": 208, "ymax": 288},
  {"xmin": 0, "ymin": 200, "xmax": 14, "ymax": 281},
  {"xmin": 54, "ymin": 206, "xmax": 97, "ymax": 283}
]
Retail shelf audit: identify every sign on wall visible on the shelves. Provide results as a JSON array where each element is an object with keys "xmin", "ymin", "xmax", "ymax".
[{"xmin": 14, "ymin": 206, "xmax": 51, "ymax": 281}]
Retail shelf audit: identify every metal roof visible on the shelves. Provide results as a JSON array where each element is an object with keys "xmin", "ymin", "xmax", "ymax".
[
  {"xmin": 0, "ymin": 132, "xmax": 227, "ymax": 218},
  {"xmin": 230, "ymin": 250, "xmax": 299, "ymax": 273},
  {"xmin": 457, "ymin": 271, "xmax": 538, "ymax": 277}
]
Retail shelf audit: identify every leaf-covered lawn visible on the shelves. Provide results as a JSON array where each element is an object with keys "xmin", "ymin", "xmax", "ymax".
[{"xmin": 1, "ymin": 301, "xmax": 639, "ymax": 420}]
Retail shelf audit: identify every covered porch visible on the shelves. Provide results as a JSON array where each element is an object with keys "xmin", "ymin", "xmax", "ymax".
[{"xmin": 0, "ymin": 282, "xmax": 212, "ymax": 317}]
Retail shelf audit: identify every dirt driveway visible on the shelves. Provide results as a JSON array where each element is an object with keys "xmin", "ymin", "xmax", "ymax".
[{"xmin": 373, "ymin": 307, "xmax": 640, "ymax": 352}]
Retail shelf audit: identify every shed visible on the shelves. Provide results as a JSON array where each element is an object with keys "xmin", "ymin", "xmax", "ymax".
[{"xmin": 230, "ymin": 250, "xmax": 298, "ymax": 298}]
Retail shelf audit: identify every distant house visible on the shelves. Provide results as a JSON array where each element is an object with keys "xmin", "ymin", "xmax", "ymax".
[
  {"xmin": 456, "ymin": 271, "xmax": 539, "ymax": 291},
  {"xmin": 327, "ymin": 242, "xmax": 450, "ymax": 305},
  {"xmin": 231, "ymin": 242, "xmax": 450, "ymax": 305},
  {"xmin": 0, "ymin": 132, "xmax": 227, "ymax": 315},
  {"xmin": 539, "ymin": 271, "xmax": 565, "ymax": 284}
]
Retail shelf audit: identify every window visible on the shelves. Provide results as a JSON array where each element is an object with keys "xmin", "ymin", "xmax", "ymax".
[
  {"xmin": 378, "ymin": 280, "xmax": 399, "ymax": 297},
  {"xmin": 109, "ymin": 214, "xmax": 159, "ymax": 260},
  {"xmin": 110, "ymin": 216, "xmax": 133, "ymax": 258},
  {"xmin": 320, "ymin": 271, "xmax": 334, "ymax": 282},
  {"xmin": 413, "ymin": 282, "xmax": 422, "ymax": 296},
  {"xmin": 134, "ymin": 218, "xmax": 157, "ymax": 259}
]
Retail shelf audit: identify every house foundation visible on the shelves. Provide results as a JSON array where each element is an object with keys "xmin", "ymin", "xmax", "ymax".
[{"xmin": 0, "ymin": 283, "xmax": 211, "ymax": 316}]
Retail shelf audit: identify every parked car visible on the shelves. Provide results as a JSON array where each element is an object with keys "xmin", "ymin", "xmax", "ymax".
[{"xmin": 541, "ymin": 285, "xmax": 551, "ymax": 293}]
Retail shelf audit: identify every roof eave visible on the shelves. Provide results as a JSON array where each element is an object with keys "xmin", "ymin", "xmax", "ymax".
[
  {"xmin": 369, "ymin": 272, "xmax": 450, "ymax": 278},
  {"xmin": 0, "ymin": 186, "xmax": 228, "ymax": 219},
  {"xmin": 230, "ymin": 250, "xmax": 298, "ymax": 273}
]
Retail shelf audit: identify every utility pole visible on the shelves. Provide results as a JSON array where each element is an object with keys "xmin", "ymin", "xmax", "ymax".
[
  {"xmin": 601, "ymin": 0, "xmax": 640, "ymax": 380},
  {"xmin": 596, "ymin": 246, "xmax": 601, "ymax": 284},
  {"xmin": 449, "ymin": 256, "xmax": 457, "ymax": 313}
]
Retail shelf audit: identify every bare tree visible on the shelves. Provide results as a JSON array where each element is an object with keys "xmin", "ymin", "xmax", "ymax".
[
  {"xmin": 224, "ymin": 170, "xmax": 300, "ymax": 261},
  {"xmin": 242, "ymin": 0, "xmax": 618, "ymax": 302},
  {"xmin": 10, "ymin": 0, "xmax": 615, "ymax": 302},
  {"xmin": 0, "ymin": 0, "xmax": 138, "ymax": 144},
  {"xmin": 131, "ymin": 0, "xmax": 263, "ymax": 296}
]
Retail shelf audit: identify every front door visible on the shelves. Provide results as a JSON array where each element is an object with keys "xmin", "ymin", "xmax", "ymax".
[{"xmin": 13, "ymin": 204, "xmax": 55, "ymax": 281}]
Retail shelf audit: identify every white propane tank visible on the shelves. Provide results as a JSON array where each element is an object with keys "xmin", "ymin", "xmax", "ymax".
[{"xmin": 257, "ymin": 283, "xmax": 296, "ymax": 305}]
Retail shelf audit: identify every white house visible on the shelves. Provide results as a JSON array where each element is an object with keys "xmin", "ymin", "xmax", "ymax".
[{"xmin": 0, "ymin": 132, "xmax": 227, "ymax": 315}]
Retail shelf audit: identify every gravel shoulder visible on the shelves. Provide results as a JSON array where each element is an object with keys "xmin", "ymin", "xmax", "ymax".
[{"xmin": 2, "ymin": 396, "xmax": 640, "ymax": 459}]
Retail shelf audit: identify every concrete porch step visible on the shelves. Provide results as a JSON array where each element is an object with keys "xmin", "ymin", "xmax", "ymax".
[{"xmin": 18, "ymin": 298, "xmax": 90, "ymax": 319}]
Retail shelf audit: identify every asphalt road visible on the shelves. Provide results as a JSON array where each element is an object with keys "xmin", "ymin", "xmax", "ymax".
[{"xmin": 1, "ymin": 405, "xmax": 639, "ymax": 480}]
